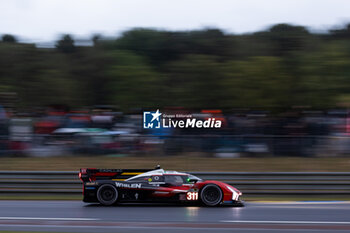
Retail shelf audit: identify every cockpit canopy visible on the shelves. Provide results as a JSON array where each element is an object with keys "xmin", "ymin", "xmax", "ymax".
[{"xmin": 126, "ymin": 169, "xmax": 202, "ymax": 186}]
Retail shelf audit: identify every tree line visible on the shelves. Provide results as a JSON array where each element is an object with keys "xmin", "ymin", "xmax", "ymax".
[{"xmin": 1, "ymin": 23, "xmax": 350, "ymax": 112}]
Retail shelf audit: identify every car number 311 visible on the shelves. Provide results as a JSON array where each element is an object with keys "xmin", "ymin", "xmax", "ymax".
[{"xmin": 186, "ymin": 192, "xmax": 198, "ymax": 200}]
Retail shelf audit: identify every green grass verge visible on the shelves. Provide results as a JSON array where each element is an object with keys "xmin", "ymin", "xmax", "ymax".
[{"xmin": 1, "ymin": 155, "xmax": 350, "ymax": 171}]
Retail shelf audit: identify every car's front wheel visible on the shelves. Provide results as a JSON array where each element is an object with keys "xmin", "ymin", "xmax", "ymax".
[
  {"xmin": 97, "ymin": 184, "xmax": 118, "ymax": 206},
  {"xmin": 200, "ymin": 184, "xmax": 223, "ymax": 206}
]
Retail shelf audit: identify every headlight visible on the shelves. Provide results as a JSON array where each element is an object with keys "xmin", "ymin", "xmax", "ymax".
[{"xmin": 227, "ymin": 185, "xmax": 240, "ymax": 201}]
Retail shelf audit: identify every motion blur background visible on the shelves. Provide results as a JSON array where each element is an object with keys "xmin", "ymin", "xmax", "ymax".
[
  {"xmin": 2, "ymin": 3, "xmax": 350, "ymax": 233},
  {"xmin": 1, "ymin": 0, "xmax": 350, "ymax": 163}
]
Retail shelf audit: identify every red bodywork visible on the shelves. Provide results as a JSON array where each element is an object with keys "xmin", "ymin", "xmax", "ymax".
[{"xmin": 144, "ymin": 179, "xmax": 241, "ymax": 202}]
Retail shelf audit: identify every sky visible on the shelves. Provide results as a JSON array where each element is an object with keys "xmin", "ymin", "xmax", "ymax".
[{"xmin": 1, "ymin": 0, "xmax": 350, "ymax": 43}]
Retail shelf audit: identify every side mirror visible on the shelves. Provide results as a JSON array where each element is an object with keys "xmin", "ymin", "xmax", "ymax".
[{"xmin": 188, "ymin": 178, "xmax": 199, "ymax": 183}]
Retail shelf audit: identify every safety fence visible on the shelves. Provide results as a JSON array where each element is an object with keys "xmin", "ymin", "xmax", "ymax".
[{"xmin": 0, "ymin": 171, "xmax": 350, "ymax": 196}]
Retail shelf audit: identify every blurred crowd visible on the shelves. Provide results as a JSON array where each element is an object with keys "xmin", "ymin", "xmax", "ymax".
[{"xmin": 1, "ymin": 105, "xmax": 350, "ymax": 157}]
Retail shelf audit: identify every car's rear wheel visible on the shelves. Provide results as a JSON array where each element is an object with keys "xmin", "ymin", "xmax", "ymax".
[
  {"xmin": 97, "ymin": 184, "xmax": 118, "ymax": 206},
  {"xmin": 200, "ymin": 184, "xmax": 223, "ymax": 206}
]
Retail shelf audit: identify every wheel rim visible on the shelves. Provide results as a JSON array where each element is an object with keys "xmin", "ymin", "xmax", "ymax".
[
  {"xmin": 201, "ymin": 185, "xmax": 222, "ymax": 206},
  {"xmin": 101, "ymin": 187, "xmax": 115, "ymax": 202},
  {"xmin": 97, "ymin": 184, "xmax": 118, "ymax": 205}
]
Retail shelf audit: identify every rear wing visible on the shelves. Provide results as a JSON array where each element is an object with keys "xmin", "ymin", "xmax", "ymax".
[{"xmin": 79, "ymin": 168, "xmax": 152, "ymax": 182}]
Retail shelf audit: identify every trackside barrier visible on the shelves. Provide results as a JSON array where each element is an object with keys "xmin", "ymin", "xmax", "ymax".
[{"xmin": 1, "ymin": 171, "xmax": 350, "ymax": 195}]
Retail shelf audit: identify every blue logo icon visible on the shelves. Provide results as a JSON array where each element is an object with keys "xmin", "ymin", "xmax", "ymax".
[{"xmin": 143, "ymin": 109, "xmax": 162, "ymax": 129}]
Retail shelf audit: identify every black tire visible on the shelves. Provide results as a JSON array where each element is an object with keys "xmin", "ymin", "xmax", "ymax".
[
  {"xmin": 97, "ymin": 184, "xmax": 118, "ymax": 206},
  {"xmin": 200, "ymin": 184, "xmax": 223, "ymax": 206}
]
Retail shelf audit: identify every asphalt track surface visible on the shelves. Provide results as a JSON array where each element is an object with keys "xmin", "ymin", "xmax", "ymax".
[{"xmin": 1, "ymin": 201, "xmax": 350, "ymax": 232}]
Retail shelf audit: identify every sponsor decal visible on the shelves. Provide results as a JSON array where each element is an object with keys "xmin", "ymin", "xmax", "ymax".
[
  {"xmin": 85, "ymin": 182, "xmax": 98, "ymax": 185},
  {"xmin": 98, "ymin": 169, "xmax": 122, "ymax": 172},
  {"xmin": 179, "ymin": 194, "xmax": 187, "ymax": 201},
  {"xmin": 143, "ymin": 109, "xmax": 222, "ymax": 129},
  {"xmin": 115, "ymin": 182, "xmax": 142, "ymax": 189}
]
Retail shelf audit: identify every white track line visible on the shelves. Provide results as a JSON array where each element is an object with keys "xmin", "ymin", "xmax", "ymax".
[
  {"xmin": 252, "ymin": 201, "xmax": 350, "ymax": 205},
  {"xmin": 221, "ymin": 220, "xmax": 350, "ymax": 225},
  {"xmin": 0, "ymin": 217, "xmax": 99, "ymax": 221}
]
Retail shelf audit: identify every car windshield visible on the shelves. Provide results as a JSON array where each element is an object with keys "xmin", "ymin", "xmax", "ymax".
[
  {"xmin": 164, "ymin": 174, "xmax": 202, "ymax": 186},
  {"xmin": 164, "ymin": 175, "xmax": 184, "ymax": 186},
  {"xmin": 187, "ymin": 174, "xmax": 202, "ymax": 182}
]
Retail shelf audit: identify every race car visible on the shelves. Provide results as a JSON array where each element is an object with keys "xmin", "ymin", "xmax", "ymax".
[{"xmin": 79, "ymin": 166, "xmax": 243, "ymax": 207}]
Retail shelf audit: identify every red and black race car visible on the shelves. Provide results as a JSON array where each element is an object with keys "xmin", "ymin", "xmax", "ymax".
[{"xmin": 79, "ymin": 166, "xmax": 243, "ymax": 207}]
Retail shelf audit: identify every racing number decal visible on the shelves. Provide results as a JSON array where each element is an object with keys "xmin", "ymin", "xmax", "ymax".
[{"xmin": 186, "ymin": 192, "xmax": 198, "ymax": 200}]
